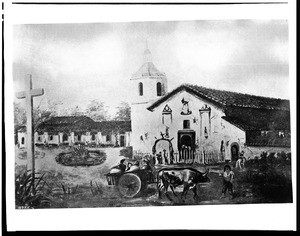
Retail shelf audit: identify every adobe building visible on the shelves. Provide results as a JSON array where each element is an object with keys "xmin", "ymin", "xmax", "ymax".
[
  {"xmin": 17, "ymin": 116, "xmax": 131, "ymax": 148},
  {"xmin": 130, "ymin": 46, "xmax": 290, "ymax": 163}
]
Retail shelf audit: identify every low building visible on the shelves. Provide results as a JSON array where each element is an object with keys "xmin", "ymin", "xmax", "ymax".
[{"xmin": 17, "ymin": 116, "xmax": 132, "ymax": 148}]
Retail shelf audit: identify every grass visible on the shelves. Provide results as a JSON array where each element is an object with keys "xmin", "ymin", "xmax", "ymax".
[{"xmin": 15, "ymin": 146, "xmax": 293, "ymax": 208}]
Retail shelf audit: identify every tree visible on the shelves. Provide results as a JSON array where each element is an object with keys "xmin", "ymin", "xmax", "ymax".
[
  {"xmin": 114, "ymin": 102, "xmax": 131, "ymax": 121},
  {"xmin": 85, "ymin": 100, "xmax": 109, "ymax": 121},
  {"xmin": 13, "ymin": 100, "xmax": 57, "ymax": 144},
  {"xmin": 69, "ymin": 105, "xmax": 85, "ymax": 117}
]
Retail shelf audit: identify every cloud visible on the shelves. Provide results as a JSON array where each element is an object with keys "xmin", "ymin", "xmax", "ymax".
[{"xmin": 13, "ymin": 20, "xmax": 290, "ymax": 113}]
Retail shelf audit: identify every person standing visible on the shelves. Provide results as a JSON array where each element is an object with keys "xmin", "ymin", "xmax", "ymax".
[
  {"xmin": 220, "ymin": 164, "xmax": 235, "ymax": 199},
  {"xmin": 220, "ymin": 140, "xmax": 225, "ymax": 162}
]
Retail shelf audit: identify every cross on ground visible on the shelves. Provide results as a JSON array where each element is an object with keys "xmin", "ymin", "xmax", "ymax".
[{"xmin": 16, "ymin": 74, "xmax": 44, "ymax": 179}]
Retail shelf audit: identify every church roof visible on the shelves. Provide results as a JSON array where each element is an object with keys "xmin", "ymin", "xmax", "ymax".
[
  {"xmin": 132, "ymin": 45, "xmax": 166, "ymax": 78},
  {"xmin": 132, "ymin": 62, "xmax": 165, "ymax": 78},
  {"xmin": 147, "ymin": 84, "xmax": 290, "ymax": 131},
  {"xmin": 147, "ymin": 84, "xmax": 290, "ymax": 111}
]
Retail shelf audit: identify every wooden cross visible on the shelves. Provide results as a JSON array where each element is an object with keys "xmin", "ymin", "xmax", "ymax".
[{"xmin": 16, "ymin": 74, "xmax": 44, "ymax": 177}]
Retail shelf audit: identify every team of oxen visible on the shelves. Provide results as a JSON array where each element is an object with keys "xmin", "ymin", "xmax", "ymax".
[
  {"xmin": 110, "ymin": 158, "xmax": 211, "ymax": 202},
  {"xmin": 156, "ymin": 167, "xmax": 210, "ymax": 202}
]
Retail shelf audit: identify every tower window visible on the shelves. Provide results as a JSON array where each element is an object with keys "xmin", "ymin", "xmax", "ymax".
[
  {"xmin": 138, "ymin": 82, "xmax": 143, "ymax": 96},
  {"xmin": 157, "ymin": 82, "xmax": 162, "ymax": 96},
  {"xmin": 183, "ymin": 120, "xmax": 190, "ymax": 129}
]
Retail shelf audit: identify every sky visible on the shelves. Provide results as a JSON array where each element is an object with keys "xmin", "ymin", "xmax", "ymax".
[{"xmin": 13, "ymin": 20, "xmax": 289, "ymax": 117}]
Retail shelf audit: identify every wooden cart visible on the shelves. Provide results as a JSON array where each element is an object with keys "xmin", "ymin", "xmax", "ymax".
[{"xmin": 105, "ymin": 168, "xmax": 155, "ymax": 198}]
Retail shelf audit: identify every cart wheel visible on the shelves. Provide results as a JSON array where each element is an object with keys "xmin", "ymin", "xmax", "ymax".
[{"xmin": 118, "ymin": 173, "xmax": 142, "ymax": 198}]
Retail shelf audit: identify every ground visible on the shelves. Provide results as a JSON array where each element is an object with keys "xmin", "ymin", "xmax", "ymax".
[{"xmin": 14, "ymin": 145, "xmax": 293, "ymax": 209}]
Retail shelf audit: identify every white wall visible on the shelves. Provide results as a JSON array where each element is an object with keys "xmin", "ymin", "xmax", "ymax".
[
  {"xmin": 131, "ymin": 90, "xmax": 246, "ymax": 160},
  {"xmin": 17, "ymin": 132, "xmax": 26, "ymax": 148}
]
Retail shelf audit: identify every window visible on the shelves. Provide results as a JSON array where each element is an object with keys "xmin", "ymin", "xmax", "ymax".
[
  {"xmin": 63, "ymin": 134, "xmax": 68, "ymax": 141},
  {"xmin": 278, "ymin": 131, "xmax": 285, "ymax": 138},
  {"xmin": 21, "ymin": 137, "xmax": 25, "ymax": 144},
  {"xmin": 38, "ymin": 136, "xmax": 42, "ymax": 141},
  {"xmin": 157, "ymin": 82, "xmax": 162, "ymax": 96},
  {"xmin": 183, "ymin": 120, "xmax": 190, "ymax": 129},
  {"xmin": 106, "ymin": 134, "xmax": 111, "ymax": 142},
  {"xmin": 138, "ymin": 82, "xmax": 143, "ymax": 96},
  {"xmin": 92, "ymin": 134, "xmax": 96, "ymax": 140},
  {"xmin": 77, "ymin": 135, "xmax": 81, "ymax": 141},
  {"xmin": 49, "ymin": 135, "xmax": 53, "ymax": 141}
]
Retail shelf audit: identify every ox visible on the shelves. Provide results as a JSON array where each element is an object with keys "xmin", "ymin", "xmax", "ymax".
[{"xmin": 157, "ymin": 167, "xmax": 210, "ymax": 202}]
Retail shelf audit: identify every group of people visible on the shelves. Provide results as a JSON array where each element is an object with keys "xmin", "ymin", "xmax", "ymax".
[
  {"xmin": 110, "ymin": 150, "xmax": 247, "ymax": 201},
  {"xmin": 155, "ymin": 149, "xmax": 173, "ymax": 165},
  {"xmin": 109, "ymin": 158, "xmax": 152, "ymax": 174}
]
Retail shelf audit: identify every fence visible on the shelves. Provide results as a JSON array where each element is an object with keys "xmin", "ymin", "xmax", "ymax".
[
  {"xmin": 133, "ymin": 150, "xmax": 222, "ymax": 165},
  {"xmin": 173, "ymin": 150, "xmax": 220, "ymax": 165}
]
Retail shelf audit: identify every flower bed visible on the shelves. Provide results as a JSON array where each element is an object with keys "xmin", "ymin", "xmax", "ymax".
[{"xmin": 55, "ymin": 146, "xmax": 106, "ymax": 167}]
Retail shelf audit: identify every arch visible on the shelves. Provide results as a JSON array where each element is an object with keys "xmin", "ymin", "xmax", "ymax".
[
  {"xmin": 63, "ymin": 133, "xmax": 68, "ymax": 141},
  {"xmin": 138, "ymin": 82, "xmax": 143, "ymax": 96},
  {"xmin": 156, "ymin": 82, "xmax": 162, "ymax": 96},
  {"xmin": 230, "ymin": 142, "xmax": 239, "ymax": 161},
  {"xmin": 152, "ymin": 138, "xmax": 174, "ymax": 164}
]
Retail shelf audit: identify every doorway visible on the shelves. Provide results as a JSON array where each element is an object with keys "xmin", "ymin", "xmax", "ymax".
[
  {"xmin": 177, "ymin": 130, "xmax": 196, "ymax": 161},
  {"xmin": 120, "ymin": 135, "xmax": 125, "ymax": 147},
  {"xmin": 231, "ymin": 143, "xmax": 239, "ymax": 161}
]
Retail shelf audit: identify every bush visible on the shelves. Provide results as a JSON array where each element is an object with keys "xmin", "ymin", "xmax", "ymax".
[
  {"xmin": 237, "ymin": 164, "xmax": 292, "ymax": 202},
  {"xmin": 120, "ymin": 146, "xmax": 133, "ymax": 158},
  {"xmin": 15, "ymin": 171, "xmax": 51, "ymax": 209}
]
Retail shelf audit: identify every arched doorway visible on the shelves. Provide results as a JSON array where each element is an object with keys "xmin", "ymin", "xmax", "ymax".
[
  {"xmin": 230, "ymin": 143, "xmax": 239, "ymax": 161},
  {"xmin": 177, "ymin": 130, "xmax": 196, "ymax": 162},
  {"xmin": 180, "ymin": 135, "xmax": 192, "ymax": 149},
  {"xmin": 152, "ymin": 138, "xmax": 174, "ymax": 165}
]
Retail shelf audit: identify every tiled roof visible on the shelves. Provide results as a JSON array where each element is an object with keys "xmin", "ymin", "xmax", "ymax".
[
  {"xmin": 92, "ymin": 120, "xmax": 132, "ymax": 135},
  {"xmin": 35, "ymin": 116, "xmax": 131, "ymax": 134},
  {"xmin": 147, "ymin": 83, "xmax": 290, "ymax": 132},
  {"xmin": 147, "ymin": 84, "xmax": 290, "ymax": 111}
]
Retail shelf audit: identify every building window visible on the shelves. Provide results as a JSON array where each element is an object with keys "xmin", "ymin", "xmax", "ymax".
[
  {"xmin": 157, "ymin": 82, "xmax": 162, "ymax": 96},
  {"xmin": 77, "ymin": 135, "xmax": 81, "ymax": 141},
  {"xmin": 106, "ymin": 134, "xmax": 111, "ymax": 142},
  {"xmin": 138, "ymin": 82, "xmax": 143, "ymax": 96},
  {"xmin": 38, "ymin": 136, "xmax": 42, "ymax": 141},
  {"xmin": 183, "ymin": 120, "xmax": 190, "ymax": 129},
  {"xmin": 63, "ymin": 134, "xmax": 68, "ymax": 141},
  {"xmin": 278, "ymin": 131, "xmax": 285, "ymax": 138},
  {"xmin": 49, "ymin": 135, "xmax": 53, "ymax": 141},
  {"xmin": 91, "ymin": 134, "xmax": 96, "ymax": 140},
  {"xmin": 21, "ymin": 137, "xmax": 25, "ymax": 144}
]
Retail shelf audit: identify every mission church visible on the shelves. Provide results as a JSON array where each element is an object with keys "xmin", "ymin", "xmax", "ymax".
[
  {"xmin": 130, "ymin": 45, "xmax": 290, "ymax": 163},
  {"xmin": 16, "ymin": 43, "xmax": 291, "ymax": 163}
]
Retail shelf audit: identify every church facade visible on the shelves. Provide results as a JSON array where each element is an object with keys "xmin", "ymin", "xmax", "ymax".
[{"xmin": 130, "ymin": 46, "xmax": 291, "ymax": 163}]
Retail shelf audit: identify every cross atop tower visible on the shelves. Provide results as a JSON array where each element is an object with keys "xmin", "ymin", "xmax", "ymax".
[{"xmin": 143, "ymin": 40, "xmax": 152, "ymax": 63}]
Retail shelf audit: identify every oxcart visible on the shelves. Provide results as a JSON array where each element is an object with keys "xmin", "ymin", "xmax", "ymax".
[
  {"xmin": 105, "ymin": 161, "xmax": 211, "ymax": 200},
  {"xmin": 105, "ymin": 167, "xmax": 156, "ymax": 198}
]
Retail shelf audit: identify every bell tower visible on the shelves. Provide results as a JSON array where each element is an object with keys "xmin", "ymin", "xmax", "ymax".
[
  {"xmin": 130, "ymin": 42, "xmax": 168, "ymax": 105},
  {"xmin": 130, "ymin": 42, "xmax": 168, "ymax": 153}
]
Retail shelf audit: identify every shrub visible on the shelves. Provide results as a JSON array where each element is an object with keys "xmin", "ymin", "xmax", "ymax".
[
  {"xmin": 15, "ymin": 171, "xmax": 51, "ymax": 209},
  {"xmin": 120, "ymin": 146, "xmax": 133, "ymax": 158}
]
